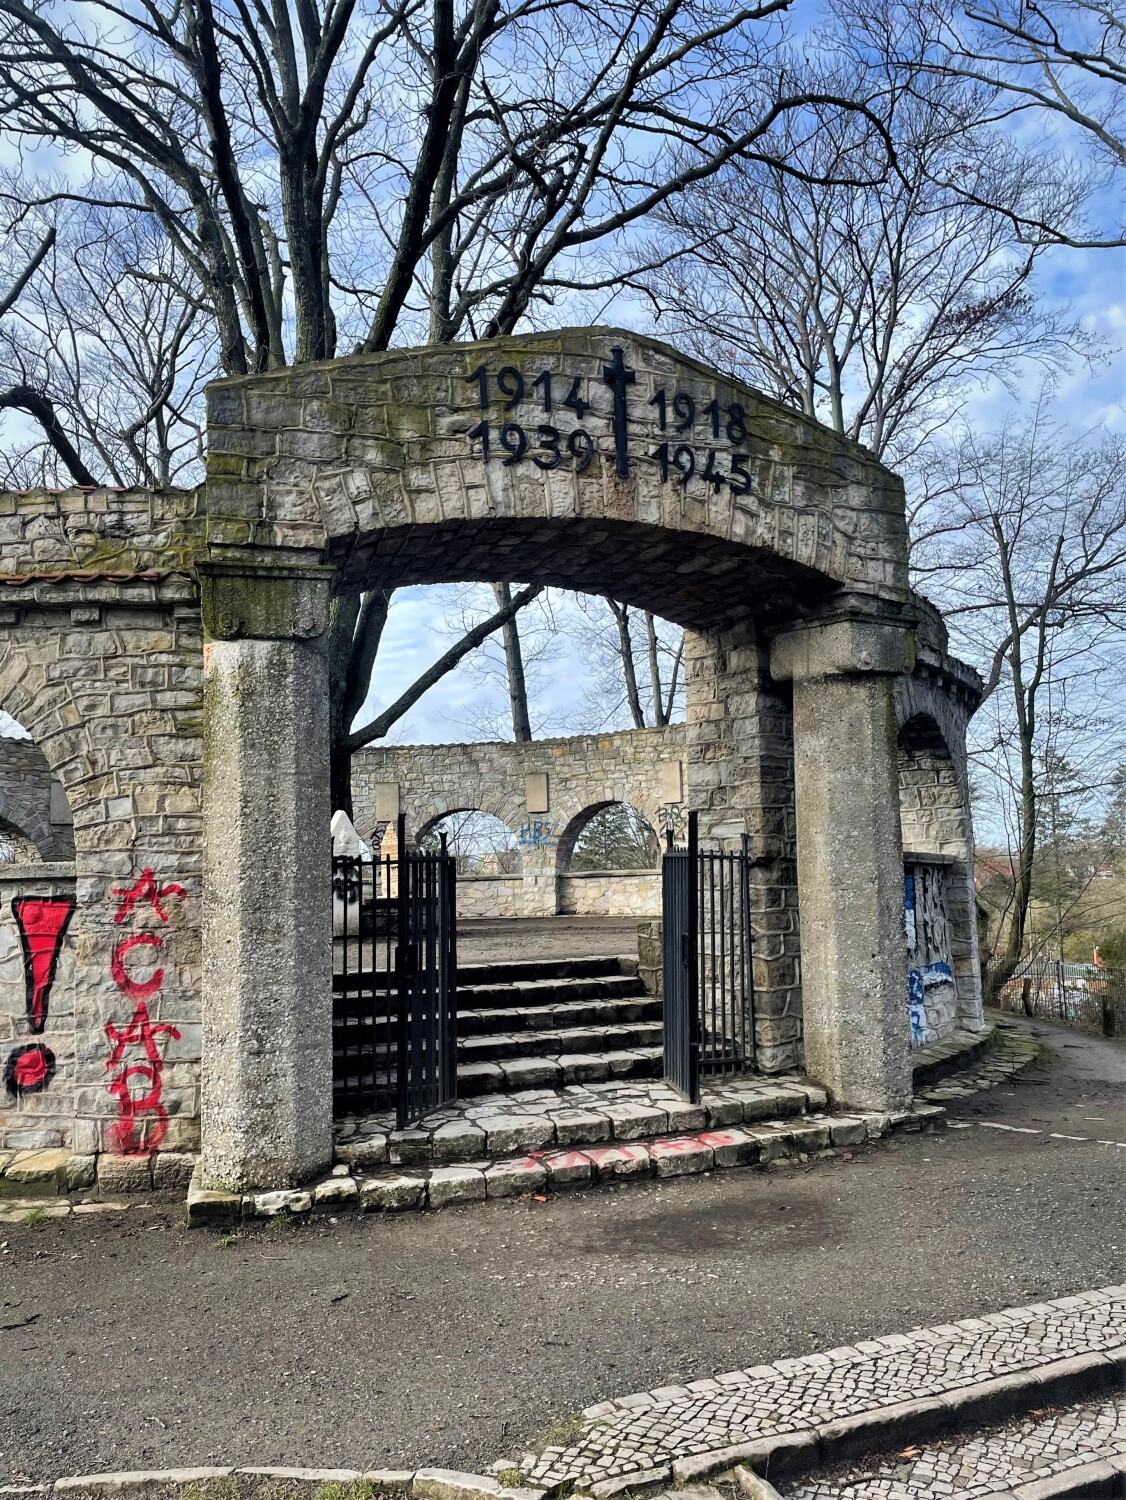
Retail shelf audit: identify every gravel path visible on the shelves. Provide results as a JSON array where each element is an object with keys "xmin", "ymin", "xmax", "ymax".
[{"xmin": 2, "ymin": 1018, "xmax": 1124, "ymax": 1486}]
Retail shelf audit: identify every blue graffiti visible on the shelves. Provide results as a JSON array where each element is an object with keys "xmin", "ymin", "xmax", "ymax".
[
  {"xmin": 908, "ymin": 961, "xmax": 956, "ymax": 1044},
  {"xmin": 517, "ymin": 818, "xmax": 561, "ymax": 849}
]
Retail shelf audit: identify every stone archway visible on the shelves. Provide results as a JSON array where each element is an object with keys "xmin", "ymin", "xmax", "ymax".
[
  {"xmin": 0, "ymin": 326, "xmax": 966, "ymax": 1192},
  {"xmin": 196, "ymin": 326, "xmax": 919, "ymax": 1187}
]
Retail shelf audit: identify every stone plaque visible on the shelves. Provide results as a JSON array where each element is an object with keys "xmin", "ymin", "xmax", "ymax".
[
  {"xmin": 373, "ymin": 781, "xmax": 400, "ymax": 822},
  {"xmin": 525, "ymin": 772, "xmax": 550, "ymax": 814},
  {"xmin": 659, "ymin": 760, "xmax": 684, "ymax": 805}
]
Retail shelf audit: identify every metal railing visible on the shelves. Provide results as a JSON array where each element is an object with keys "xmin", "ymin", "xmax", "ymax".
[
  {"xmin": 989, "ymin": 957, "xmax": 1126, "ymax": 1037},
  {"xmin": 332, "ymin": 815, "xmax": 457, "ymax": 1125},
  {"xmin": 662, "ymin": 810, "xmax": 756, "ymax": 1102}
]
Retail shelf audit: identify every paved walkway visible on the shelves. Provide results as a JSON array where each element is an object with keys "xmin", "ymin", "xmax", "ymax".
[
  {"xmin": 789, "ymin": 1394, "xmax": 1126, "ymax": 1497},
  {"xmin": 525, "ymin": 1285, "xmax": 1126, "ymax": 1487}
]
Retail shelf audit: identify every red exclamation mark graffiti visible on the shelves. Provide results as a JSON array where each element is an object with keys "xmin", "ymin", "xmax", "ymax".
[{"xmin": 12, "ymin": 896, "xmax": 76, "ymax": 1034}]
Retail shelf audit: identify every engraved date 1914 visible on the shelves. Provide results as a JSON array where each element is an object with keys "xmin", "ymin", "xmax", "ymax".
[{"xmin": 465, "ymin": 363, "xmax": 595, "ymax": 473}]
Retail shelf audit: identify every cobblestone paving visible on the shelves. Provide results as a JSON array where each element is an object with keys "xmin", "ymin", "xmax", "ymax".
[
  {"xmin": 524, "ymin": 1287, "xmax": 1126, "ymax": 1489},
  {"xmin": 787, "ymin": 1394, "xmax": 1126, "ymax": 1497},
  {"xmin": 334, "ymin": 1021, "xmax": 1024, "ymax": 1159}
]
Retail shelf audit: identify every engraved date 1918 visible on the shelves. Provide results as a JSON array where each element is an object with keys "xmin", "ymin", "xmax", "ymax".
[{"xmin": 648, "ymin": 388, "xmax": 752, "ymax": 493}]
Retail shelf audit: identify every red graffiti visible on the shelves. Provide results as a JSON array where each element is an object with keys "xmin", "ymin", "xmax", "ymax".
[
  {"xmin": 4, "ymin": 1042, "xmax": 56, "ymax": 1098},
  {"xmin": 112, "ymin": 869, "xmax": 186, "ymax": 925},
  {"xmin": 110, "ymin": 932, "xmax": 165, "ymax": 1000},
  {"xmin": 12, "ymin": 896, "xmax": 76, "ymax": 1034},
  {"xmin": 104, "ymin": 1001, "xmax": 181, "ymax": 1155},
  {"xmin": 105, "ymin": 867, "xmax": 186, "ymax": 1154}
]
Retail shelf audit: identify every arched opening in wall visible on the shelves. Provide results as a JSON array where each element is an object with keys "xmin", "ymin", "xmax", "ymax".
[
  {"xmin": 418, "ymin": 810, "xmax": 523, "ymax": 921},
  {"xmin": 556, "ymin": 801, "xmax": 662, "ymax": 919},
  {"xmin": 898, "ymin": 713, "xmax": 974, "ymax": 1046},
  {"xmin": 0, "ymin": 816, "xmax": 41, "ymax": 864},
  {"xmin": 0, "ymin": 714, "xmax": 75, "ymax": 863},
  {"xmin": 418, "ymin": 810, "xmax": 521, "ymax": 873}
]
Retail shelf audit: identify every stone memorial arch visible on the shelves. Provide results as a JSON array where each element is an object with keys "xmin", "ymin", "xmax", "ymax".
[{"xmin": 0, "ymin": 327, "xmax": 983, "ymax": 1194}]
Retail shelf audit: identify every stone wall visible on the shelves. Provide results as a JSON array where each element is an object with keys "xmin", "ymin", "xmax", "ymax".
[
  {"xmin": 894, "ymin": 619, "xmax": 984, "ymax": 1038},
  {"xmin": 458, "ymin": 874, "xmax": 524, "ymax": 919},
  {"xmin": 0, "ymin": 733, "xmax": 75, "ymax": 861},
  {"xmin": 684, "ymin": 626, "xmax": 801, "ymax": 1073},
  {"xmin": 353, "ymin": 726, "xmax": 682, "ymax": 920},
  {"xmin": 0, "ymin": 863, "xmax": 77, "ymax": 1149},
  {"xmin": 0, "ymin": 573, "xmax": 204, "ymax": 1159},
  {"xmin": 558, "ymin": 871, "xmax": 661, "ymax": 918}
]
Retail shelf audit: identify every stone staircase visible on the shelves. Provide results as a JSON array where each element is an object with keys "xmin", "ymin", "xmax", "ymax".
[{"xmin": 455, "ymin": 955, "xmax": 663, "ymax": 1096}]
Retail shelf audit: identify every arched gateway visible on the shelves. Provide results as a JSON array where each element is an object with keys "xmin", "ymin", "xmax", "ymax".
[{"xmin": 0, "ymin": 328, "xmax": 983, "ymax": 1193}]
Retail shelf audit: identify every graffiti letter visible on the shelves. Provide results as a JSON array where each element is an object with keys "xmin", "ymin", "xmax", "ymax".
[
  {"xmin": 104, "ymin": 1001, "xmax": 180, "ymax": 1155},
  {"xmin": 12, "ymin": 895, "xmax": 76, "ymax": 1034},
  {"xmin": 112, "ymin": 869, "xmax": 187, "ymax": 925},
  {"xmin": 111, "ymin": 932, "xmax": 165, "ymax": 1000}
]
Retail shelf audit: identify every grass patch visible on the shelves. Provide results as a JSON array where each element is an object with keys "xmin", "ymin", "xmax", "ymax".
[
  {"xmin": 540, "ymin": 1411, "xmax": 586, "ymax": 1447},
  {"xmin": 313, "ymin": 1482, "xmax": 380, "ymax": 1500},
  {"xmin": 21, "ymin": 1206, "xmax": 48, "ymax": 1229},
  {"xmin": 493, "ymin": 1471, "xmax": 526, "ymax": 1489},
  {"xmin": 181, "ymin": 1481, "xmax": 241, "ymax": 1500}
]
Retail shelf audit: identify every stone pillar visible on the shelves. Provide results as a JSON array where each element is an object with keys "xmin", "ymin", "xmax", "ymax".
[
  {"xmin": 771, "ymin": 607, "xmax": 914, "ymax": 1111},
  {"xmin": 683, "ymin": 625, "xmax": 801, "ymax": 1073},
  {"xmin": 521, "ymin": 853, "xmax": 559, "ymax": 918},
  {"xmin": 199, "ymin": 560, "xmax": 335, "ymax": 1191}
]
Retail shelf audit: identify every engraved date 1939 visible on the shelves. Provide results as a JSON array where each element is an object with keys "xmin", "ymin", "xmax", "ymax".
[{"xmin": 465, "ymin": 363, "xmax": 594, "ymax": 473}]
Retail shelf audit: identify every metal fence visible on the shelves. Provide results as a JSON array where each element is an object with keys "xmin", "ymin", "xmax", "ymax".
[
  {"xmin": 662, "ymin": 811, "xmax": 756, "ymax": 1102},
  {"xmin": 332, "ymin": 816, "xmax": 457, "ymax": 1125},
  {"xmin": 989, "ymin": 957, "xmax": 1126, "ymax": 1037}
]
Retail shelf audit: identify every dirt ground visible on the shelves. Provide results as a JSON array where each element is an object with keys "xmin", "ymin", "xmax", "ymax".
[
  {"xmin": 456, "ymin": 915, "xmax": 643, "ymax": 964},
  {"xmin": 2, "ymin": 1017, "xmax": 1125, "ymax": 1486}
]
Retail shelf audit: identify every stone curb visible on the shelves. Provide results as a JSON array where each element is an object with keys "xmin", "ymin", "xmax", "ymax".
[
  {"xmin": 185, "ymin": 1104, "xmax": 949, "ymax": 1225},
  {"xmin": 659, "ymin": 1346, "xmax": 1126, "ymax": 1487}
]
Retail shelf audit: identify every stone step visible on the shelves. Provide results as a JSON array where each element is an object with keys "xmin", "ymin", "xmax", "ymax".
[
  {"xmin": 458, "ymin": 973, "xmax": 648, "ymax": 1010},
  {"xmin": 458, "ymin": 994, "xmax": 663, "ymax": 1035},
  {"xmin": 457, "ymin": 1045, "xmax": 665, "ymax": 1095},
  {"xmin": 459, "ymin": 1020, "xmax": 664, "ymax": 1064},
  {"xmin": 457, "ymin": 955, "xmax": 636, "ymax": 987}
]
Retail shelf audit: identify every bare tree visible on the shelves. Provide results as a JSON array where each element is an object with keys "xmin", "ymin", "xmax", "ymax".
[
  {"xmin": 846, "ymin": 0, "xmax": 1126, "ymax": 246},
  {"xmin": 636, "ymin": 55, "xmax": 1087, "ymax": 469},
  {"xmin": 568, "ymin": 595, "xmax": 685, "ymax": 731},
  {"xmin": 0, "ymin": 201, "xmax": 213, "ymax": 489},
  {"xmin": 0, "ymin": 0, "xmax": 900, "ymax": 803},
  {"xmin": 491, "ymin": 583, "xmax": 533, "ymax": 742},
  {"xmin": 912, "ymin": 398, "xmax": 1126, "ymax": 994}
]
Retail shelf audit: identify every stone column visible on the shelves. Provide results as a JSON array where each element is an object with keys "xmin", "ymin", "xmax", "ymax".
[
  {"xmin": 683, "ymin": 626, "xmax": 801, "ymax": 1073},
  {"xmin": 771, "ymin": 607, "xmax": 915, "ymax": 1111},
  {"xmin": 199, "ymin": 560, "xmax": 335, "ymax": 1191}
]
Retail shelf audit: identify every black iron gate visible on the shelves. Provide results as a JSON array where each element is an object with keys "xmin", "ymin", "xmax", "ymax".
[
  {"xmin": 662, "ymin": 810, "xmax": 756, "ymax": 1102},
  {"xmin": 332, "ymin": 815, "xmax": 458, "ymax": 1126}
]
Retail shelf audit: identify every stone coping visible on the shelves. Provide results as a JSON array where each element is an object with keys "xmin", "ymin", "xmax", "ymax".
[{"xmin": 0, "ymin": 861, "xmax": 76, "ymax": 881}]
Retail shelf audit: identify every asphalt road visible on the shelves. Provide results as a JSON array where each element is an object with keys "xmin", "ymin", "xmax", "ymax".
[{"xmin": 3, "ymin": 1017, "xmax": 1125, "ymax": 1485}]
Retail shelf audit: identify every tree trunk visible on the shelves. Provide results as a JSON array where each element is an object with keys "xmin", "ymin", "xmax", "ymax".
[
  {"xmin": 610, "ymin": 600, "xmax": 645, "ymax": 729},
  {"xmin": 491, "ymin": 582, "xmax": 532, "ymax": 741},
  {"xmin": 644, "ymin": 612, "xmax": 665, "ymax": 727}
]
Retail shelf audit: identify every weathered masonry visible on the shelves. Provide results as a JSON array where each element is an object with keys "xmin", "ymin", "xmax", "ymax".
[
  {"xmin": 0, "ymin": 326, "xmax": 983, "ymax": 1193},
  {"xmin": 351, "ymin": 726, "xmax": 688, "ymax": 920}
]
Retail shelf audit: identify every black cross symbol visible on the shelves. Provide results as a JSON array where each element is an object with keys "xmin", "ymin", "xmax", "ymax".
[{"xmin": 602, "ymin": 345, "xmax": 636, "ymax": 479}]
